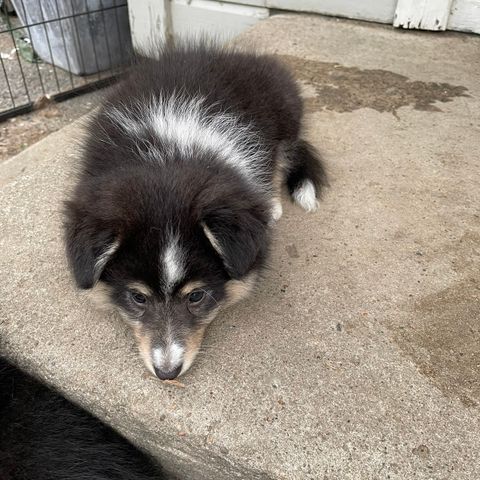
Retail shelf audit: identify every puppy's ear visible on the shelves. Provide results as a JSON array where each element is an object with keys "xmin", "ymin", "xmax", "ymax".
[
  {"xmin": 201, "ymin": 206, "xmax": 268, "ymax": 279},
  {"xmin": 64, "ymin": 205, "xmax": 120, "ymax": 289}
]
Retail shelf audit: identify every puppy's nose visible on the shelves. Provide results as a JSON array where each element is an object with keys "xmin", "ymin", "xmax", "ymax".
[{"xmin": 154, "ymin": 364, "xmax": 182, "ymax": 380}]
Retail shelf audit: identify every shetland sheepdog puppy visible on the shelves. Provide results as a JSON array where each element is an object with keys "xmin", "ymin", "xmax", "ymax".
[{"xmin": 64, "ymin": 41, "xmax": 326, "ymax": 380}]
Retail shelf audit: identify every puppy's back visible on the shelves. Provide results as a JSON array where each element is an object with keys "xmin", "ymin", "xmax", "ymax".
[{"xmin": 110, "ymin": 41, "xmax": 303, "ymax": 147}]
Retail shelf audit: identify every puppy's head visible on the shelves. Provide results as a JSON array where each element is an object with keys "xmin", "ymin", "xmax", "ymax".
[{"xmin": 65, "ymin": 166, "xmax": 269, "ymax": 379}]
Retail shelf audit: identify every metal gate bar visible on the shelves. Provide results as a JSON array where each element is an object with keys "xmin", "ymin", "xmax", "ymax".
[{"xmin": 0, "ymin": 0, "xmax": 130, "ymax": 122}]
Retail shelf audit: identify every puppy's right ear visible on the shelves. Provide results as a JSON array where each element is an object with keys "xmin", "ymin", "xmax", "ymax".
[{"xmin": 64, "ymin": 205, "xmax": 120, "ymax": 289}]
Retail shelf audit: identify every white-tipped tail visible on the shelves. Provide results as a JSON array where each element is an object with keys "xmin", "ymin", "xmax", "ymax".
[{"xmin": 292, "ymin": 179, "xmax": 319, "ymax": 212}]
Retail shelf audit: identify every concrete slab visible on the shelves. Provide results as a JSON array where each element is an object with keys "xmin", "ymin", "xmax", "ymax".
[{"xmin": 1, "ymin": 14, "xmax": 479, "ymax": 480}]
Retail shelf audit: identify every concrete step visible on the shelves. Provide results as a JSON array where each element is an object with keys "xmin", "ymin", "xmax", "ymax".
[{"xmin": 1, "ymin": 13, "xmax": 479, "ymax": 480}]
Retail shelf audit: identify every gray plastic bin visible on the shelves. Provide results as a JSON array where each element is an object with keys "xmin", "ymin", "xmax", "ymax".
[{"xmin": 11, "ymin": 0, "xmax": 132, "ymax": 75}]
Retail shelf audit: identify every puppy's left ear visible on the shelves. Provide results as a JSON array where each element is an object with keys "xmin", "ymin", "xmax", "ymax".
[
  {"xmin": 201, "ymin": 206, "xmax": 268, "ymax": 279},
  {"xmin": 64, "ymin": 203, "xmax": 120, "ymax": 289}
]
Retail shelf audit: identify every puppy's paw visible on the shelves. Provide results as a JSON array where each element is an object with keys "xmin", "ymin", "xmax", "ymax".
[{"xmin": 269, "ymin": 199, "xmax": 283, "ymax": 224}]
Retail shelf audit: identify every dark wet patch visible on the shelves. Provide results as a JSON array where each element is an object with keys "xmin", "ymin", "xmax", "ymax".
[
  {"xmin": 281, "ymin": 55, "xmax": 469, "ymax": 115},
  {"xmin": 395, "ymin": 233, "xmax": 480, "ymax": 407}
]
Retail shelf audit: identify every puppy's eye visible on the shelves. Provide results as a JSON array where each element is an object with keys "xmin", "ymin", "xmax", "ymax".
[
  {"xmin": 188, "ymin": 290, "xmax": 205, "ymax": 303},
  {"xmin": 131, "ymin": 291, "xmax": 146, "ymax": 304}
]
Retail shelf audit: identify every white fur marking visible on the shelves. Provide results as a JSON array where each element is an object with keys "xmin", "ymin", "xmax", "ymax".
[
  {"xmin": 163, "ymin": 236, "xmax": 185, "ymax": 291},
  {"xmin": 169, "ymin": 343, "xmax": 184, "ymax": 367},
  {"xmin": 201, "ymin": 222, "xmax": 224, "ymax": 257},
  {"xmin": 270, "ymin": 199, "xmax": 283, "ymax": 223},
  {"xmin": 104, "ymin": 107, "xmax": 143, "ymax": 137},
  {"xmin": 152, "ymin": 343, "xmax": 184, "ymax": 371},
  {"xmin": 153, "ymin": 347, "xmax": 166, "ymax": 368},
  {"xmin": 93, "ymin": 239, "xmax": 120, "ymax": 283},
  {"xmin": 105, "ymin": 95, "xmax": 270, "ymax": 190},
  {"xmin": 292, "ymin": 179, "xmax": 318, "ymax": 212}
]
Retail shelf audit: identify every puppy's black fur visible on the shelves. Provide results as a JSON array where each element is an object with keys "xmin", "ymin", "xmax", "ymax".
[
  {"xmin": 64, "ymin": 41, "xmax": 327, "ymax": 378},
  {"xmin": 0, "ymin": 358, "xmax": 165, "ymax": 480}
]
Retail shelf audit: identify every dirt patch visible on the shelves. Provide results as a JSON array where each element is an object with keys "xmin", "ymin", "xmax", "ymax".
[
  {"xmin": 281, "ymin": 55, "xmax": 469, "ymax": 115},
  {"xmin": 0, "ymin": 11, "xmax": 109, "ymax": 164},
  {"xmin": 395, "ymin": 233, "xmax": 480, "ymax": 407},
  {"xmin": 0, "ymin": 12, "xmax": 77, "ymax": 112},
  {"xmin": 0, "ymin": 92, "xmax": 99, "ymax": 164}
]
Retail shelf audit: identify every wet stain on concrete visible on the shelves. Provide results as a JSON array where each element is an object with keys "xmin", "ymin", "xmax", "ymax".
[
  {"xmin": 281, "ymin": 55, "xmax": 469, "ymax": 115},
  {"xmin": 395, "ymin": 233, "xmax": 480, "ymax": 407}
]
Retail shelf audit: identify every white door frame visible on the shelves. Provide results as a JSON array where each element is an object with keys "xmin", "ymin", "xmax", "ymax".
[
  {"xmin": 394, "ymin": 0, "xmax": 480, "ymax": 33},
  {"xmin": 394, "ymin": 0, "xmax": 454, "ymax": 30}
]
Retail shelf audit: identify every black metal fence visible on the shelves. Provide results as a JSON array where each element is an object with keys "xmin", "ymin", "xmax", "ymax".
[{"xmin": 0, "ymin": 0, "xmax": 131, "ymax": 121}]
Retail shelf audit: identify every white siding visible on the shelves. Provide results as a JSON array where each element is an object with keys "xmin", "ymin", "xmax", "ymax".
[
  {"xmin": 170, "ymin": 0, "xmax": 269, "ymax": 40},
  {"xmin": 449, "ymin": 0, "xmax": 480, "ymax": 34},
  {"xmin": 223, "ymin": 0, "xmax": 397, "ymax": 23}
]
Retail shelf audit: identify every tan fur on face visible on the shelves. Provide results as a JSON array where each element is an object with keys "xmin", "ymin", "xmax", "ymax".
[
  {"xmin": 132, "ymin": 325, "xmax": 155, "ymax": 375},
  {"xmin": 181, "ymin": 324, "xmax": 208, "ymax": 375},
  {"xmin": 87, "ymin": 281, "xmax": 115, "ymax": 311},
  {"xmin": 87, "ymin": 282, "xmax": 155, "ymax": 373},
  {"xmin": 180, "ymin": 280, "xmax": 207, "ymax": 296},
  {"xmin": 126, "ymin": 281, "xmax": 153, "ymax": 297},
  {"xmin": 224, "ymin": 271, "xmax": 257, "ymax": 307},
  {"xmin": 88, "ymin": 274, "xmax": 256, "ymax": 378}
]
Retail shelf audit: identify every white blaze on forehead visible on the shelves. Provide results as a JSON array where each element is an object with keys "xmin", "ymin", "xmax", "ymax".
[{"xmin": 162, "ymin": 235, "xmax": 185, "ymax": 291}]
